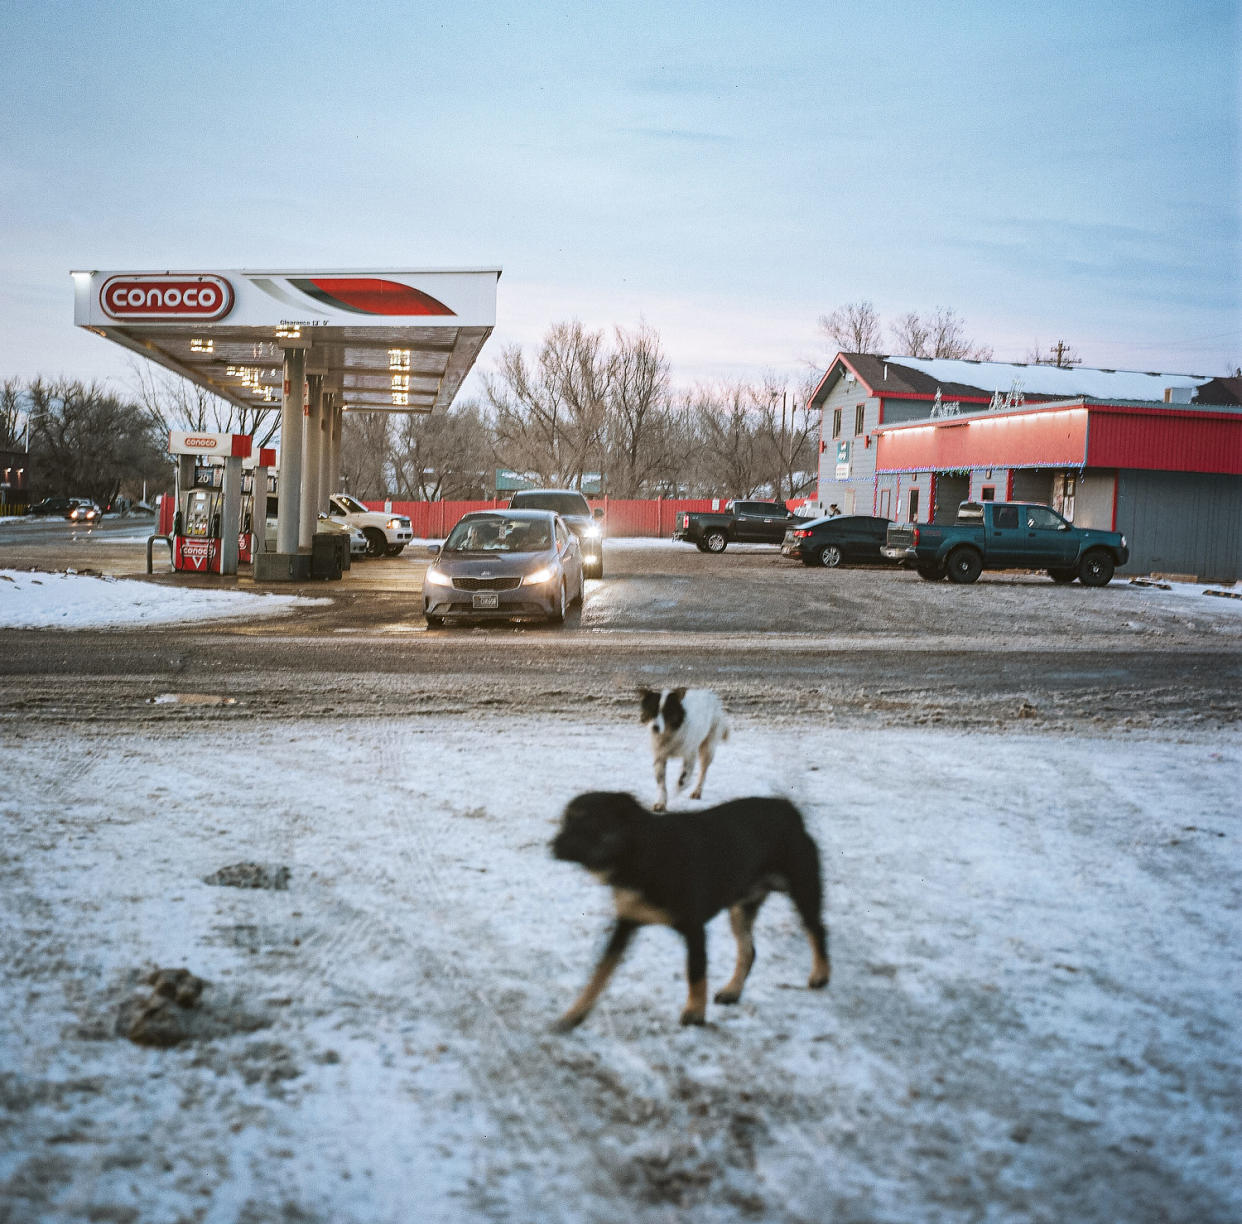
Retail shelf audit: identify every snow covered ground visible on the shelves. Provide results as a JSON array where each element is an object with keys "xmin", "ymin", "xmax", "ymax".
[
  {"xmin": 0, "ymin": 569, "xmax": 328, "ymax": 629},
  {"xmin": 1, "ymin": 711, "xmax": 1238, "ymax": 1223},
  {"xmin": 1, "ymin": 563, "xmax": 1240, "ymax": 1221}
]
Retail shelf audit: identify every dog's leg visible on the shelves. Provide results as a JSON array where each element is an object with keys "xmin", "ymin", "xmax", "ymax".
[
  {"xmin": 678, "ymin": 924, "xmax": 708, "ymax": 1025},
  {"xmin": 714, "ymin": 898, "xmax": 764, "ymax": 1005},
  {"xmin": 554, "ymin": 919, "xmax": 638, "ymax": 1033},
  {"xmin": 787, "ymin": 859, "xmax": 831, "ymax": 989},
  {"xmin": 676, "ymin": 756, "xmax": 692, "ymax": 794},
  {"xmin": 687, "ymin": 739, "xmax": 715, "ymax": 800},
  {"xmin": 654, "ymin": 754, "xmax": 669, "ymax": 812}
]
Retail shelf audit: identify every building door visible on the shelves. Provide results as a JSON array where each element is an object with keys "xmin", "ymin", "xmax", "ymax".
[
  {"xmin": 933, "ymin": 474, "xmax": 970, "ymax": 523},
  {"xmin": 907, "ymin": 488, "xmax": 920, "ymax": 523}
]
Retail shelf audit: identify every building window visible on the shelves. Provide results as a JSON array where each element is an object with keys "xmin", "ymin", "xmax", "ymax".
[
  {"xmin": 908, "ymin": 489, "xmax": 920, "ymax": 522},
  {"xmin": 854, "ymin": 404, "xmax": 865, "ymax": 436},
  {"xmin": 980, "ymin": 486, "xmax": 995, "ymax": 501},
  {"xmin": 832, "ymin": 408, "xmax": 842, "ymax": 439}
]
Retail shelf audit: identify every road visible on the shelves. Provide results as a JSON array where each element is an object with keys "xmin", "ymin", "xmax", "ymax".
[{"xmin": 2, "ymin": 518, "xmax": 1240, "ymax": 733}]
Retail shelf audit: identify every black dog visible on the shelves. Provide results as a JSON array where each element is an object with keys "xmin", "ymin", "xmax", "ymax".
[{"xmin": 550, "ymin": 791, "xmax": 830, "ymax": 1029}]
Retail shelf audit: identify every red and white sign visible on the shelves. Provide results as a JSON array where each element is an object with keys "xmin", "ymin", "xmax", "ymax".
[
  {"xmin": 168, "ymin": 431, "xmax": 252, "ymax": 458},
  {"xmin": 101, "ymin": 274, "xmax": 234, "ymax": 321},
  {"xmin": 174, "ymin": 536, "xmax": 222, "ymax": 573}
]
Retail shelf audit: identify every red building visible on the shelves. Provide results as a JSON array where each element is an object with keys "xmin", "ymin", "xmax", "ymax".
[{"xmin": 812, "ymin": 355, "xmax": 1242, "ymax": 581}]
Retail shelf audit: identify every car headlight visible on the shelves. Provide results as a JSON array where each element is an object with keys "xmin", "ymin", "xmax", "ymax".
[
  {"xmin": 583, "ymin": 524, "xmax": 602, "ymax": 539},
  {"xmin": 387, "ymin": 518, "xmax": 403, "ymax": 531},
  {"xmin": 424, "ymin": 567, "xmax": 453, "ymax": 587},
  {"xmin": 523, "ymin": 566, "xmax": 556, "ymax": 586}
]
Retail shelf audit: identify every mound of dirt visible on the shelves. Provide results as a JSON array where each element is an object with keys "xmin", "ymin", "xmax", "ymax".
[
  {"xmin": 116, "ymin": 968, "xmax": 207, "ymax": 1048},
  {"xmin": 203, "ymin": 862, "xmax": 291, "ymax": 890}
]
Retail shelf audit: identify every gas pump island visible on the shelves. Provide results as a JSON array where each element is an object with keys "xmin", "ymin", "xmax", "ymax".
[
  {"xmin": 166, "ymin": 431, "xmax": 276, "ymax": 575},
  {"xmin": 73, "ymin": 267, "xmax": 500, "ymax": 580}
]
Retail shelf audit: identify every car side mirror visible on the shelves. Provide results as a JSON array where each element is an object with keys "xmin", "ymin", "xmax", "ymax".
[
  {"xmin": 593, "ymin": 507, "xmax": 604, "ymax": 519},
  {"xmin": 426, "ymin": 543, "xmax": 441, "ymax": 556}
]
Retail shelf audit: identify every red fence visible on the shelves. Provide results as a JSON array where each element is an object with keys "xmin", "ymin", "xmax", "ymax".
[
  {"xmin": 365, "ymin": 497, "xmax": 738, "ymax": 538},
  {"xmin": 156, "ymin": 493, "xmax": 820, "ymax": 541}
]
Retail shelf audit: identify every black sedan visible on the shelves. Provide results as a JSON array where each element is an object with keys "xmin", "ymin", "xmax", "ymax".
[
  {"xmin": 781, "ymin": 515, "xmax": 892, "ymax": 567},
  {"xmin": 422, "ymin": 509, "xmax": 585, "ymax": 627}
]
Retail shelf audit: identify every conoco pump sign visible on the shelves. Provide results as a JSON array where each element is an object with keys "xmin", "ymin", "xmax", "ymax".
[{"xmin": 101, "ymin": 274, "xmax": 234, "ymax": 320}]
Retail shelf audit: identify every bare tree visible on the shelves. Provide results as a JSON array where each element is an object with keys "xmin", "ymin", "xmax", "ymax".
[
  {"xmin": 691, "ymin": 383, "xmax": 770, "ymax": 498},
  {"xmin": 24, "ymin": 378, "xmax": 167, "ymax": 506},
  {"xmin": 891, "ymin": 307, "xmax": 992, "ymax": 359},
  {"xmin": 603, "ymin": 323, "xmax": 672, "ymax": 497},
  {"xmin": 818, "ymin": 300, "xmax": 883, "ymax": 354},
  {"xmin": 756, "ymin": 373, "xmax": 821, "ymax": 500},
  {"xmin": 389, "ymin": 400, "xmax": 494, "ymax": 500},
  {"xmin": 129, "ymin": 359, "xmax": 280, "ymax": 448},
  {"xmin": 1, "ymin": 378, "xmax": 24, "ymax": 449},
  {"xmin": 486, "ymin": 321, "xmax": 609, "ymax": 487},
  {"xmin": 339, "ymin": 412, "xmax": 392, "ymax": 498}
]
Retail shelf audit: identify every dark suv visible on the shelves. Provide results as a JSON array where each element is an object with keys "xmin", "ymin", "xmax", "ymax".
[{"xmin": 508, "ymin": 489, "xmax": 605, "ymax": 578}]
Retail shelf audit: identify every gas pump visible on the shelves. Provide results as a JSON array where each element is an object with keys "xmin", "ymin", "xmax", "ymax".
[
  {"xmin": 168, "ymin": 432, "xmax": 251, "ymax": 574},
  {"xmin": 239, "ymin": 447, "xmax": 277, "ymax": 564}
]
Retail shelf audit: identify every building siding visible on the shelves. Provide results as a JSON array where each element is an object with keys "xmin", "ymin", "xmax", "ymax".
[{"xmin": 1115, "ymin": 470, "xmax": 1242, "ymax": 582}]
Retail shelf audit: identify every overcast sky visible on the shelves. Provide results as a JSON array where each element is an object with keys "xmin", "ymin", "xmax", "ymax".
[{"xmin": 1, "ymin": 0, "xmax": 1238, "ymax": 402}]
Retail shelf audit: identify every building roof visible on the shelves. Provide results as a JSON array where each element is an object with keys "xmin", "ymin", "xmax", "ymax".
[{"xmin": 810, "ymin": 353, "xmax": 1225, "ymax": 408}]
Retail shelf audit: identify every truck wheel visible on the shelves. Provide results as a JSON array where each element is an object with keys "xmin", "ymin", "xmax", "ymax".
[
  {"xmin": 385, "ymin": 544, "xmax": 405, "ymax": 557},
  {"xmin": 816, "ymin": 544, "xmax": 842, "ymax": 568},
  {"xmin": 916, "ymin": 563, "xmax": 946, "ymax": 581},
  {"xmin": 945, "ymin": 548, "xmax": 982, "ymax": 584},
  {"xmin": 1048, "ymin": 568, "xmax": 1077, "ymax": 584},
  {"xmin": 704, "ymin": 531, "xmax": 728, "ymax": 553},
  {"xmin": 1078, "ymin": 551, "xmax": 1115, "ymax": 587},
  {"xmin": 363, "ymin": 528, "xmax": 387, "ymax": 557}
]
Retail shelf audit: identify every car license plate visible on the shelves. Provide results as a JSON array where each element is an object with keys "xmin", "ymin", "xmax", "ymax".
[{"xmin": 472, "ymin": 592, "xmax": 499, "ymax": 610}]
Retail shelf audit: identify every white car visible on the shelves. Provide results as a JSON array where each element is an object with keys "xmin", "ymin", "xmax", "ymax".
[
  {"xmin": 263, "ymin": 499, "xmax": 368, "ymax": 557},
  {"xmin": 326, "ymin": 494, "xmax": 413, "ymax": 558}
]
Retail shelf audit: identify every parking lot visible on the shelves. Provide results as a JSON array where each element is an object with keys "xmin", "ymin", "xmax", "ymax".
[{"xmin": 1, "ymin": 519, "xmax": 1240, "ymax": 1223}]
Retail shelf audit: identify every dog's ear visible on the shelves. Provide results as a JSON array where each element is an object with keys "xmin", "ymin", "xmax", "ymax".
[
  {"xmin": 663, "ymin": 689, "xmax": 687, "ymax": 731},
  {"xmin": 639, "ymin": 688, "xmax": 661, "ymax": 723}
]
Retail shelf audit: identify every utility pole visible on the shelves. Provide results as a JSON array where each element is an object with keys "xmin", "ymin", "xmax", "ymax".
[{"xmin": 1047, "ymin": 340, "xmax": 1080, "ymax": 368}]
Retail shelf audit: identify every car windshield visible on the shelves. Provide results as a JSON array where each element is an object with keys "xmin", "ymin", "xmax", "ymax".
[
  {"xmin": 444, "ymin": 516, "xmax": 552, "ymax": 553},
  {"xmin": 511, "ymin": 492, "xmax": 589, "ymax": 516}
]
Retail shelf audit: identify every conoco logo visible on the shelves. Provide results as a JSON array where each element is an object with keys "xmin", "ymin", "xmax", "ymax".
[
  {"xmin": 101, "ymin": 275, "xmax": 234, "ymax": 320},
  {"xmin": 184, "ymin": 436, "xmax": 218, "ymax": 449}
]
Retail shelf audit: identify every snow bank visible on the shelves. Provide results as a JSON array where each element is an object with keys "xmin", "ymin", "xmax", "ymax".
[{"xmin": 0, "ymin": 568, "xmax": 327, "ymax": 628}]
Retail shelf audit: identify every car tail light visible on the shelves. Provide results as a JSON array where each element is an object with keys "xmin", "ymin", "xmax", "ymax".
[
  {"xmin": 793, "ymin": 529, "xmax": 812, "ymax": 539},
  {"xmin": 681, "ymin": 513, "xmax": 688, "ymax": 528},
  {"xmin": 912, "ymin": 527, "xmax": 920, "ymax": 545}
]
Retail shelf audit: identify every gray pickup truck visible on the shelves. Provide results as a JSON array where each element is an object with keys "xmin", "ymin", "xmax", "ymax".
[{"xmin": 882, "ymin": 501, "xmax": 1130, "ymax": 586}]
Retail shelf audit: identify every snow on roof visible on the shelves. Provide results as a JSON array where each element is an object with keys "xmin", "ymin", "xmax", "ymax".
[{"xmin": 890, "ymin": 356, "xmax": 1210, "ymax": 400}]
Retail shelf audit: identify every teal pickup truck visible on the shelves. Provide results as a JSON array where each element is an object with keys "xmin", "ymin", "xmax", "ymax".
[{"xmin": 882, "ymin": 502, "xmax": 1130, "ymax": 586}]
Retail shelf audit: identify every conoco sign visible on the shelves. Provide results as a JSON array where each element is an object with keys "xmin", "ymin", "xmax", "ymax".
[{"xmin": 101, "ymin": 274, "xmax": 234, "ymax": 320}]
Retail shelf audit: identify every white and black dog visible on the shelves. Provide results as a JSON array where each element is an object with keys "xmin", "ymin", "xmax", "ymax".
[{"xmin": 639, "ymin": 687, "xmax": 730, "ymax": 811}]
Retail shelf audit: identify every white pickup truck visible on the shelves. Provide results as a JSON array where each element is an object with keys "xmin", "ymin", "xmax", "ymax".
[{"xmin": 326, "ymin": 494, "xmax": 413, "ymax": 557}]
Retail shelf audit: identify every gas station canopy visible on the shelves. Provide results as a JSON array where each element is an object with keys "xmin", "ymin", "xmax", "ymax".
[
  {"xmin": 72, "ymin": 267, "xmax": 501, "ymax": 414},
  {"xmin": 72, "ymin": 267, "xmax": 501, "ymax": 579}
]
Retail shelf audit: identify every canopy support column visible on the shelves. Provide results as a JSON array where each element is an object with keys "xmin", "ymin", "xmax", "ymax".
[
  {"xmin": 299, "ymin": 373, "xmax": 323, "ymax": 552},
  {"xmin": 276, "ymin": 347, "xmax": 305, "ymax": 556}
]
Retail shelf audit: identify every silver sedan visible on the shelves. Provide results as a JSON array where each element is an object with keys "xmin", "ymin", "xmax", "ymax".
[{"xmin": 422, "ymin": 509, "xmax": 585, "ymax": 627}]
